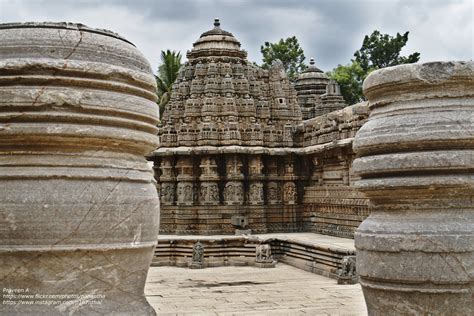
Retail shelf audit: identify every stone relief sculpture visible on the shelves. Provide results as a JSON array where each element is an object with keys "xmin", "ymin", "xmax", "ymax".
[
  {"xmin": 255, "ymin": 244, "xmax": 275, "ymax": 268},
  {"xmin": 283, "ymin": 182, "xmax": 297, "ymax": 205},
  {"xmin": 190, "ymin": 241, "xmax": 204, "ymax": 269},
  {"xmin": 337, "ymin": 255, "xmax": 357, "ymax": 284}
]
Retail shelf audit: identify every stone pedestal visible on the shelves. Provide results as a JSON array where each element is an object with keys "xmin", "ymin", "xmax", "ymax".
[
  {"xmin": 353, "ymin": 61, "xmax": 473, "ymax": 315},
  {"xmin": 0, "ymin": 23, "xmax": 160, "ymax": 315}
]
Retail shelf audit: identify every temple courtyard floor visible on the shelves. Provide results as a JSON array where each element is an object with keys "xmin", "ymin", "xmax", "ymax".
[{"xmin": 145, "ymin": 264, "xmax": 367, "ymax": 315}]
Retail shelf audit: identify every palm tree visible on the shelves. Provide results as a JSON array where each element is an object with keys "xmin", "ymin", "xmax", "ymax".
[{"xmin": 155, "ymin": 50, "xmax": 182, "ymax": 118}]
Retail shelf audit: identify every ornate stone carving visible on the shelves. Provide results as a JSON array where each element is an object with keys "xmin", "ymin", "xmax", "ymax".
[
  {"xmin": 267, "ymin": 181, "xmax": 281, "ymax": 205},
  {"xmin": 337, "ymin": 256, "xmax": 358, "ymax": 284},
  {"xmin": 190, "ymin": 241, "xmax": 204, "ymax": 269},
  {"xmin": 149, "ymin": 19, "xmax": 372, "ymax": 237},
  {"xmin": 249, "ymin": 182, "xmax": 264, "ymax": 204},
  {"xmin": 200, "ymin": 182, "xmax": 219, "ymax": 204},
  {"xmin": 224, "ymin": 181, "xmax": 244, "ymax": 205},
  {"xmin": 353, "ymin": 61, "xmax": 474, "ymax": 315},
  {"xmin": 255, "ymin": 244, "xmax": 275, "ymax": 268},
  {"xmin": 160, "ymin": 182, "xmax": 175, "ymax": 205},
  {"xmin": 283, "ymin": 182, "xmax": 297, "ymax": 205}
]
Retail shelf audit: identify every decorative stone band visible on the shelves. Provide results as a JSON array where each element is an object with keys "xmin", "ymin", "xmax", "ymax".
[
  {"xmin": 352, "ymin": 61, "xmax": 473, "ymax": 315},
  {"xmin": 151, "ymin": 139, "xmax": 353, "ymax": 157}
]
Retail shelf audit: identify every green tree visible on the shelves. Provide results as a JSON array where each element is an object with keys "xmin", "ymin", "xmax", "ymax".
[
  {"xmin": 328, "ymin": 61, "xmax": 365, "ymax": 105},
  {"xmin": 354, "ymin": 30, "xmax": 420, "ymax": 72},
  {"xmin": 329, "ymin": 30, "xmax": 420, "ymax": 104},
  {"xmin": 155, "ymin": 50, "xmax": 182, "ymax": 117},
  {"xmin": 261, "ymin": 36, "xmax": 307, "ymax": 81}
]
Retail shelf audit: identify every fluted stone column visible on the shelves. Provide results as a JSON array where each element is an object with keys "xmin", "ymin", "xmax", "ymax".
[
  {"xmin": 353, "ymin": 61, "xmax": 473, "ymax": 315},
  {"xmin": 0, "ymin": 23, "xmax": 160, "ymax": 315}
]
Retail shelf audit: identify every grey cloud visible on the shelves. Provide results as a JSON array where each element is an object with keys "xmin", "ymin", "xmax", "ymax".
[{"xmin": 0, "ymin": 0, "xmax": 472, "ymax": 73}]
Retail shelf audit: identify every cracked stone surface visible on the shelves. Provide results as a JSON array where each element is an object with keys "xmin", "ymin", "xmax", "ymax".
[
  {"xmin": 353, "ymin": 61, "xmax": 474, "ymax": 315},
  {"xmin": 145, "ymin": 264, "xmax": 367, "ymax": 315},
  {"xmin": 0, "ymin": 22, "xmax": 160, "ymax": 315}
]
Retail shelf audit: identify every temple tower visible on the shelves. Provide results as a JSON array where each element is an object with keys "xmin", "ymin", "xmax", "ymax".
[{"xmin": 152, "ymin": 19, "xmax": 303, "ymax": 234}]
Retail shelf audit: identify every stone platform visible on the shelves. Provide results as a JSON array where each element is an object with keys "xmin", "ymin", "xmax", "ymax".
[
  {"xmin": 153, "ymin": 233, "xmax": 355, "ymax": 280},
  {"xmin": 145, "ymin": 264, "xmax": 367, "ymax": 315}
]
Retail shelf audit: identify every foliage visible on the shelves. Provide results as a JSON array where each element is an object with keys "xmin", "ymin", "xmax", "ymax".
[
  {"xmin": 329, "ymin": 30, "xmax": 420, "ymax": 104},
  {"xmin": 260, "ymin": 36, "xmax": 307, "ymax": 81},
  {"xmin": 155, "ymin": 50, "xmax": 182, "ymax": 117},
  {"xmin": 327, "ymin": 61, "xmax": 365, "ymax": 105},
  {"xmin": 354, "ymin": 30, "xmax": 420, "ymax": 72}
]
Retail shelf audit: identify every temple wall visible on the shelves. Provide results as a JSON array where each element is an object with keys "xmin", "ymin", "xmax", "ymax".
[
  {"xmin": 151, "ymin": 102, "xmax": 370, "ymax": 237},
  {"xmin": 298, "ymin": 102, "xmax": 370, "ymax": 238},
  {"xmin": 151, "ymin": 20, "xmax": 372, "ymax": 238},
  {"xmin": 153, "ymin": 153, "xmax": 305, "ymax": 235}
]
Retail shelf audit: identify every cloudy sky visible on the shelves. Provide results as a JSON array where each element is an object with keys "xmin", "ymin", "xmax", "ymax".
[{"xmin": 1, "ymin": 0, "xmax": 472, "ymax": 73}]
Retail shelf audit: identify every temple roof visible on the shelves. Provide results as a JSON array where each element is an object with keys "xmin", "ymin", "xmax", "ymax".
[
  {"xmin": 187, "ymin": 18, "xmax": 246, "ymax": 59},
  {"xmin": 295, "ymin": 58, "xmax": 330, "ymax": 89}
]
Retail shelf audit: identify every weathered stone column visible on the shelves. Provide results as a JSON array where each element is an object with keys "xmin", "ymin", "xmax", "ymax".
[
  {"xmin": 0, "ymin": 23, "xmax": 160, "ymax": 314},
  {"xmin": 353, "ymin": 61, "xmax": 473, "ymax": 315}
]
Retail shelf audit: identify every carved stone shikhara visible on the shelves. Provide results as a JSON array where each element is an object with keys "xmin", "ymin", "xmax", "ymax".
[
  {"xmin": 150, "ymin": 20, "xmax": 369, "ymax": 236},
  {"xmin": 294, "ymin": 58, "xmax": 346, "ymax": 119},
  {"xmin": 0, "ymin": 22, "xmax": 160, "ymax": 315},
  {"xmin": 353, "ymin": 61, "xmax": 474, "ymax": 315}
]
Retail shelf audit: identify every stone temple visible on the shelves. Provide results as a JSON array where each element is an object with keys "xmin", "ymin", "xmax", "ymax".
[
  {"xmin": 1, "ymin": 18, "xmax": 472, "ymax": 316},
  {"xmin": 150, "ymin": 19, "xmax": 370, "ymax": 237}
]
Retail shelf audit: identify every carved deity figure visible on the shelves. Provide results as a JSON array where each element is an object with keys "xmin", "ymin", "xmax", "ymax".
[
  {"xmin": 224, "ymin": 182, "xmax": 243, "ymax": 204},
  {"xmin": 250, "ymin": 183, "xmax": 264, "ymax": 203},
  {"xmin": 184, "ymin": 184, "xmax": 192, "ymax": 201},
  {"xmin": 255, "ymin": 244, "xmax": 272, "ymax": 263},
  {"xmin": 192, "ymin": 242, "xmax": 204, "ymax": 264},
  {"xmin": 161, "ymin": 183, "xmax": 174, "ymax": 203},
  {"xmin": 338, "ymin": 255, "xmax": 357, "ymax": 278},
  {"xmin": 283, "ymin": 182, "xmax": 297, "ymax": 204},
  {"xmin": 267, "ymin": 182, "xmax": 280, "ymax": 204}
]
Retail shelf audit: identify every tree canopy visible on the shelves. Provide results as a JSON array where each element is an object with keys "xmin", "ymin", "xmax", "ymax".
[
  {"xmin": 329, "ymin": 30, "xmax": 420, "ymax": 104},
  {"xmin": 260, "ymin": 36, "xmax": 307, "ymax": 81},
  {"xmin": 155, "ymin": 50, "xmax": 182, "ymax": 117}
]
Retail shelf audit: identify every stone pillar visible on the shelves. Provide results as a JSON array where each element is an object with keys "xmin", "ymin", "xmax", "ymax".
[
  {"xmin": 159, "ymin": 157, "xmax": 176, "ymax": 206},
  {"xmin": 248, "ymin": 155, "xmax": 264, "ymax": 205},
  {"xmin": 176, "ymin": 157, "xmax": 195, "ymax": 206},
  {"xmin": 266, "ymin": 158, "xmax": 281, "ymax": 205},
  {"xmin": 353, "ymin": 61, "xmax": 474, "ymax": 315},
  {"xmin": 224, "ymin": 155, "xmax": 244, "ymax": 205},
  {"xmin": 248, "ymin": 155, "xmax": 266, "ymax": 233},
  {"xmin": 0, "ymin": 23, "xmax": 160, "ymax": 315},
  {"xmin": 282, "ymin": 157, "xmax": 297, "ymax": 205},
  {"xmin": 199, "ymin": 156, "xmax": 219, "ymax": 205}
]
